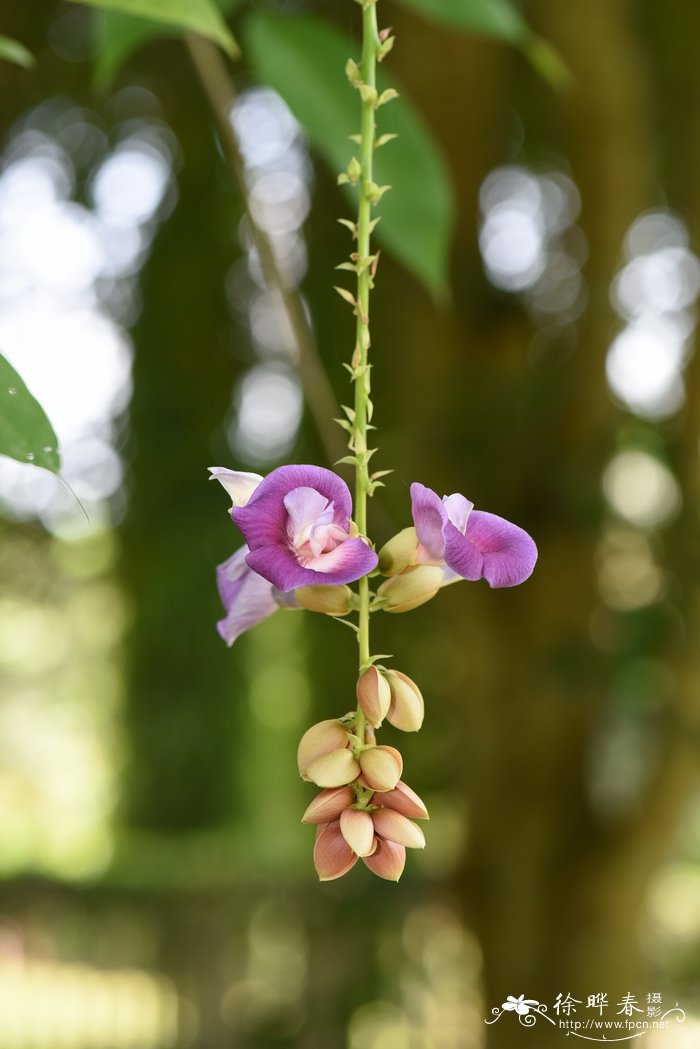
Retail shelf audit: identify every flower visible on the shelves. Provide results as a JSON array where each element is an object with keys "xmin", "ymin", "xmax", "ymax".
[
  {"xmin": 211, "ymin": 467, "xmax": 291, "ymax": 646},
  {"xmin": 410, "ymin": 482, "xmax": 537, "ymax": 588},
  {"xmin": 230, "ymin": 464, "xmax": 378, "ymax": 592},
  {"xmin": 216, "ymin": 545, "xmax": 293, "ymax": 647},
  {"xmin": 502, "ymin": 995, "xmax": 539, "ymax": 1016}
]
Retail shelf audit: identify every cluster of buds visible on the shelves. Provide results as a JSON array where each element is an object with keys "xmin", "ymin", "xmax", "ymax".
[{"xmin": 298, "ymin": 670, "xmax": 428, "ymax": 881}]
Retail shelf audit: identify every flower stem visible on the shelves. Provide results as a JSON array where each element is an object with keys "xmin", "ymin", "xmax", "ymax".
[{"xmin": 353, "ymin": 0, "xmax": 380, "ymax": 744}]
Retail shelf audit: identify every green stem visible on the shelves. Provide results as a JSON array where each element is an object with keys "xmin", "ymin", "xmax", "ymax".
[{"xmin": 353, "ymin": 0, "xmax": 380, "ymax": 744}]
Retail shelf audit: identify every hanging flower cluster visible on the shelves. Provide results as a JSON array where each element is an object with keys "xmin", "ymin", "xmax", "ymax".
[
  {"xmin": 210, "ymin": 0, "xmax": 537, "ymax": 883},
  {"xmin": 210, "ymin": 464, "xmax": 537, "ymax": 880}
]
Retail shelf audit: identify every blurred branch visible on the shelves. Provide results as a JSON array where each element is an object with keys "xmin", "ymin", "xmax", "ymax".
[{"xmin": 184, "ymin": 33, "xmax": 346, "ymax": 466}]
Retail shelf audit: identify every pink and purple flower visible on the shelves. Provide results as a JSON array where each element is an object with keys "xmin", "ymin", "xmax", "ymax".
[
  {"xmin": 211, "ymin": 465, "xmax": 378, "ymax": 644},
  {"xmin": 410, "ymin": 482, "xmax": 537, "ymax": 588},
  {"xmin": 230, "ymin": 464, "xmax": 378, "ymax": 592}
]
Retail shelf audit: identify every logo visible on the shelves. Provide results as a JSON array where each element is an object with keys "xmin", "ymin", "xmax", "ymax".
[{"xmin": 484, "ymin": 992, "xmax": 686, "ymax": 1042}]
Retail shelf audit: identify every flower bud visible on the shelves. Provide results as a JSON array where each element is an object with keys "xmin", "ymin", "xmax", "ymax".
[
  {"xmin": 356, "ymin": 666, "xmax": 391, "ymax": 728},
  {"xmin": 314, "ymin": 821, "xmax": 358, "ymax": 881},
  {"xmin": 340, "ymin": 808, "xmax": 375, "ymax": 857},
  {"xmin": 372, "ymin": 808, "xmax": 425, "ymax": 849},
  {"xmin": 295, "ymin": 585, "xmax": 353, "ymax": 616},
  {"xmin": 385, "ymin": 670, "xmax": 424, "ymax": 732},
  {"xmin": 297, "ymin": 720, "xmax": 349, "ymax": 779},
  {"xmin": 302, "ymin": 786, "xmax": 354, "ymax": 825},
  {"xmin": 377, "ymin": 566, "xmax": 444, "ymax": 613},
  {"xmin": 359, "ymin": 745, "xmax": 402, "ymax": 792},
  {"xmin": 307, "ymin": 748, "xmax": 361, "ymax": 788},
  {"xmin": 362, "ymin": 839, "xmax": 406, "ymax": 881},
  {"xmin": 377, "ymin": 527, "xmax": 418, "ymax": 576},
  {"xmin": 379, "ymin": 781, "xmax": 429, "ymax": 821}
]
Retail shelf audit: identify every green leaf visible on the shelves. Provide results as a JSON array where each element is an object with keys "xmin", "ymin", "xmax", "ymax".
[
  {"xmin": 393, "ymin": 0, "xmax": 571, "ymax": 89},
  {"xmin": 92, "ymin": 0, "xmax": 242, "ymax": 88},
  {"xmin": 0, "ymin": 354, "xmax": 61, "ymax": 474},
  {"xmin": 244, "ymin": 12, "xmax": 454, "ymax": 297},
  {"xmin": 0, "ymin": 34, "xmax": 35, "ymax": 69},
  {"xmin": 395, "ymin": 0, "xmax": 527, "ymax": 42},
  {"xmin": 522, "ymin": 34, "xmax": 574, "ymax": 91},
  {"xmin": 71, "ymin": 0, "xmax": 239, "ymax": 71}
]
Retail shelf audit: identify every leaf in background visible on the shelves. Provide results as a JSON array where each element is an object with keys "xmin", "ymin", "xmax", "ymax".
[
  {"xmin": 71, "ymin": 0, "xmax": 239, "ymax": 62},
  {"xmin": 0, "ymin": 34, "xmax": 34, "ymax": 69},
  {"xmin": 244, "ymin": 12, "xmax": 454, "ymax": 298},
  {"xmin": 92, "ymin": 0, "xmax": 242, "ymax": 88},
  {"xmin": 0, "ymin": 354, "xmax": 61, "ymax": 474},
  {"xmin": 396, "ymin": 0, "xmax": 527, "ymax": 42},
  {"xmin": 394, "ymin": 0, "xmax": 571, "ymax": 89}
]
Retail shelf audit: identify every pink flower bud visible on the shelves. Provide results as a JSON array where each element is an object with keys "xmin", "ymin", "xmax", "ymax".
[
  {"xmin": 302, "ymin": 786, "xmax": 354, "ymax": 825},
  {"xmin": 339, "ymin": 808, "xmax": 375, "ymax": 857},
  {"xmin": 297, "ymin": 720, "xmax": 350, "ymax": 779},
  {"xmin": 372, "ymin": 808, "xmax": 425, "ymax": 849},
  {"xmin": 356, "ymin": 667, "xmax": 391, "ymax": 728},
  {"xmin": 314, "ymin": 820, "xmax": 358, "ymax": 881},
  {"xmin": 307, "ymin": 748, "xmax": 361, "ymax": 788},
  {"xmin": 379, "ymin": 781, "xmax": 429, "ymax": 820},
  {"xmin": 385, "ymin": 670, "xmax": 424, "ymax": 732},
  {"xmin": 362, "ymin": 838, "xmax": 406, "ymax": 881},
  {"xmin": 295, "ymin": 585, "xmax": 353, "ymax": 616},
  {"xmin": 359, "ymin": 745, "xmax": 402, "ymax": 792},
  {"xmin": 377, "ymin": 527, "xmax": 418, "ymax": 576},
  {"xmin": 377, "ymin": 566, "xmax": 444, "ymax": 613}
]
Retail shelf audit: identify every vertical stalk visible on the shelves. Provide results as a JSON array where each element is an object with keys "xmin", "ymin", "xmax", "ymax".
[
  {"xmin": 184, "ymin": 33, "xmax": 346, "ymax": 466},
  {"xmin": 353, "ymin": 0, "xmax": 380, "ymax": 743}
]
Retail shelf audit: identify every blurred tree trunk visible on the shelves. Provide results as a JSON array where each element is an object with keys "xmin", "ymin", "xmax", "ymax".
[{"xmin": 119, "ymin": 56, "xmax": 246, "ymax": 830}]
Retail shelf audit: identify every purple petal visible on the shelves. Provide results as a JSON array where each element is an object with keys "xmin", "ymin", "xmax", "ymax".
[
  {"xmin": 208, "ymin": 467, "xmax": 263, "ymax": 506},
  {"xmin": 233, "ymin": 465, "xmax": 353, "ymax": 550},
  {"xmin": 445, "ymin": 511, "xmax": 537, "ymax": 588},
  {"xmin": 246, "ymin": 537, "xmax": 378, "ymax": 592},
  {"xmin": 410, "ymin": 483, "xmax": 447, "ymax": 560},
  {"xmin": 443, "ymin": 523, "xmax": 483, "ymax": 580},
  {"xmin": 216, "ymin": 546, "xmax": 281, "ymax": 646}
]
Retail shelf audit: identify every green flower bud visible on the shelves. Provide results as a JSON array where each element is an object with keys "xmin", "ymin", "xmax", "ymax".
[
  {"xmin": 377, "ymin": 527, "xmax": 418, "ymax": 576},
  {"xmin": 377, "ymin": 566, "xmax": 444, "ymax": 613},
  {"xmin": 296, "ymin": 585, "xmax": 353, "ymax": 616}
]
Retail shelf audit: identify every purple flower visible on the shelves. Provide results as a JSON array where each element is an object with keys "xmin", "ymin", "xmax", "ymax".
[
  {"xmin": 230, "ymin": 465, "xmax": 378, "ymax": 592},
  {"xmin": 211, "ymin": 467, "xmax": 298, "ymax": 646},
  {"xmin": 410, "ymin": 482, "xmax": 537, "ymax": 588},
  {"xmin": 216, "ymin": 545, "xmax": 288, "ymax": 646}
]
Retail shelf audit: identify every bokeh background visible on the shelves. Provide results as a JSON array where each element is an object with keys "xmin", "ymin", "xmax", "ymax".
[{"xmin": 1, "ymin": 0, "xmax": 700, "ymax": 1046}]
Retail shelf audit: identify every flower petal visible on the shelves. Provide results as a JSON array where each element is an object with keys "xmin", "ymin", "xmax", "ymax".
[
  {"xmin": 362, "ymin": 838, "xmax": 406, "ymax": 881},
  {"xmin": 208, "ymin": 467, "xmax": 263, "ymax": 507},
  {"xmin": 246, "ymin": 538, "xmax": 377, "ymax": 592},
  {"xmin": 233, "ymin": 465, "xmax": 353, "ymax": 549},
  {"xmin": 442, "ymin": 522, "xmax": 483, "ymax": 581},
  {"xmin": 314, "ymin": 820, "xmax": 358, "ymax": 881},
  {"xmin": 445, "ymin": 511, "xmax": 537, "ymax": 588},
  {"xmin": 410, "ymin": 483, "xmax": 447, "ymax": 560},
  {"xmin": 215, "ymin": 547, "xmax": 280, "ymax": 646},
  {"xmin": 283, "ymin": 486, "xmax": 334, "ymax": 546},
  {"xmin": 442, "ymin": 493, "xmax": 473, "ymax": 533}
]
